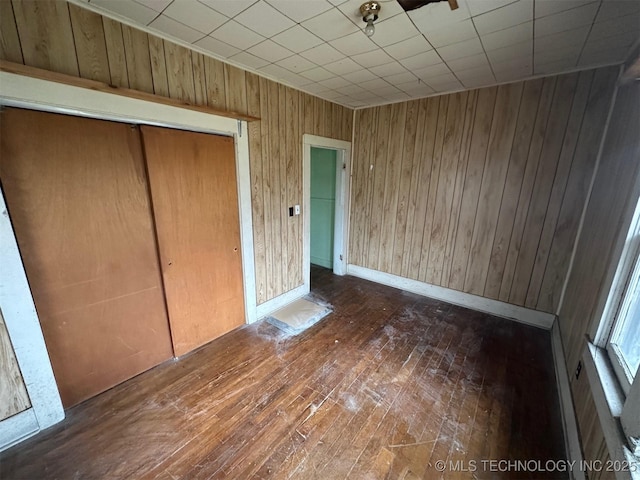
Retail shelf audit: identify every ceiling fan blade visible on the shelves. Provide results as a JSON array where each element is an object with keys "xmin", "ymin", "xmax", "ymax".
[{"xmin": 396, "ymin": 0, "xmax": 458, "ymax": 12}]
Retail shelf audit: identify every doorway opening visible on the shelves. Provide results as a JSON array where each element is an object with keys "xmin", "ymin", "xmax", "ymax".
[
  {"xmin": 310, "ymin": 147, "xmax": 338, "ymax": 270},
  {"xmin": 302, "ymin": 135, "xmax": 351, "ymax": 291}
]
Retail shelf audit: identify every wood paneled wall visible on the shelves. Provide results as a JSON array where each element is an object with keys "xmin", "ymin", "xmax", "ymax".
[
  {"xmin": 0, "ymin": 308, "xmax": 31, "ymax": 420},
  {"xmin": 559, "ymin": 78, "xmax": 640, "ymax": 468},
  {"xmin": 350, "ymin": 67, "xmax": 617, "ymax": 314},
  {"xmin": 0, "ymin": 0, "xmax": 352, "ymax": 305}
]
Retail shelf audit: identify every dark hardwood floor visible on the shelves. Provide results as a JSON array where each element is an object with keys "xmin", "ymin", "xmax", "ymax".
[{"xmin": 0, "ymin": 266, "xmax": 567, "ymax": 479}]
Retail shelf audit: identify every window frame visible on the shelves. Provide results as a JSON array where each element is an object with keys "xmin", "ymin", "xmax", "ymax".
[{"xmin": 589, "ymin": 190, "xmax": 640, "ymax": 473}]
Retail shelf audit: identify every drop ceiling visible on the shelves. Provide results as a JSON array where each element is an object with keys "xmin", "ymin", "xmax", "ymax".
[{"xmin": 74, "ymin": 0, "xmax": 640, "ymax": 108}]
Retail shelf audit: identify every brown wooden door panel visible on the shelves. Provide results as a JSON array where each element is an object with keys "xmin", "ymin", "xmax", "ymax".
[
  {"xmin": 140, "ymin": 125, "xmax": 245, "ymax": 357},
  {"xmin": 0, "ymin": 108, "xmax": 173, "ymax": 407}
]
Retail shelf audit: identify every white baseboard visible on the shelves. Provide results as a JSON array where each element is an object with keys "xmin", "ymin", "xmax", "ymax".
[
  {"xmin": 346, "ymin": 264, "xmax": 555, "ymax": 329},
  {"xmin": 552, "ymin": 321, "xmax": 586, "ymax": 480},
  {"xmin": 255, "ymin": 283, "xmax": 309, "ymax": 321}
]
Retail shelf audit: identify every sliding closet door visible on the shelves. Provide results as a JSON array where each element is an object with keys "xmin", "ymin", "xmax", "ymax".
[
  {"xmin": 0, "ymin": 108, "xmax": 173, "ymax": 407},
  {"xmin": 140, "ymin": 126, "xmax": 245, "ymax": 357}
]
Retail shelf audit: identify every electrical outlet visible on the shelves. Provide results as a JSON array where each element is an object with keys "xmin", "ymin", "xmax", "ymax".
[{"xmin": 575, "ymin": 360, "xmax": 582, "ymax": 380}]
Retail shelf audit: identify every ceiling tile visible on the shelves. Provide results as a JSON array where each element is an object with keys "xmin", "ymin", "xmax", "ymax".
[
  {"xmin": 485, "ymin": 40, "xmax": 531, "ymax": 63},
  {"xmin": 534, "ymin": 57, "xmax": 578, "ymax": 75},
  {"xmin": 480, "ymin": 21, "xmax": 531, "ymax": 51},
  {"xmin": 427, "ymin": 74, "xmax": 463, "ymax": 90},
  {"xmin": 578, "ymin": 45, "xmax": 628, "ymax": 66},
  {"xmin": 352, "ymin": 49, "xmax": 394, "ymax": 68},
  {"xmin": 300, "ymin": 66, "xmax": 335, "ymax": 81},
  {"xmin": 342, "ymin": 68, "xmax": 378, "ymax": 83},
  {"xmin": 491, "ymin": 55, "xmax": 532, "ymax": 72},
  {"xmin": 594, "ymin": 0, "xmax": 640, "ymax": 23},
  {"xmin": 372, "ymin": 14, "xmax": 419, "ymax": 47},
  {"xmin": 467, "ymin": 0, "xmax": 517, "ymax": 17},
  {"xmin": 321, "ymin": 89, "xmax": 344, "ymax": 100},
  {"xmin": 383, "ymin": 35, "xmax": 433, "ymax": 60},
  {"xmin": 319, "ymin": 76, "xmax": 352, "ymax": 89},
  {"xmin": 397, "ymin": 82, "xmax": 435, "ymax": 96},
  {"xmin": 422, "ymin": 19, "xmax": 478, "ymax": 48},
  {"xmin": 408, "ymin": 0, "xmax": 472, "ymax": 31},
  {"xmin": 373, "ymin": 84, "xmax": 403, "ymax": 96},
  {"xmin": 582, "ymin": 30, "xmax": 638, "ymax": 57},
  {"xmin": 148, "ymin": 15, "xmax": 204, "ymax": 43},
  {"xmin": 437, "ymin": 36, "xmax": 483, "ymax": 61},
  {"xmin": 302, "ymin": 7, "xmax": 359, "ymax": 41},
  {"xmin": 399, "ymin": 50, "xmax": 441, "ymax": 70},
  {"xmin": 383, "ymin": 91, "xmax": 412, "ymax": 102},
  {"xmin": 193, "ymin": 35, "xmax": 241, "ymax": 57},
  {"xmin": 589, "ymin": 14, "xmax": 640, "ymax": 41},
  {"xmin": 324, "ymin": 57, "xmax": 363, "ymax": 75},
  {"xmin": 495, "ymin": 66, "xmax": 531, "ymax": 81},
  {"xmin": 235, "ymin": 0, "xmax": 295, "ymax": 37},
  {"xmin": 303, "ymin": 82, "xmax": 332, "ymax": 94},
  {"xmin": 534, "ymin": 2, "xmax": 599, "ymax": 37},
  {"xmin": 133, "ymin": 0, "xmax": 172, "ymax": 12},
  {"xmin": 199, "ymin": 0, "xmax": 258, "ymax": 18},
  {"xmin": 473, "ymin": 0, "xmax": 532, "ymax": 35},
  {"xmin": 369, "ymin": 61, "xmax": 408, "ymax": 77},
  {"xmin": 336, "ymin": 84, "xmax": 366, "ymax": 95},
  {"xmin": 535, "ymin": 0, "xmax": 598, "ymax": 19},
  {"xmin": 413, "ymin": 62, "xmax": 453, "ymax": 79},
  {"xmin": 228, "ymin": 50, "xmax": 269, "ymax": 69},
  {"xmin": 359, "ymin": 78, "xmax": 393, "ymax": 90},
  {"xmin": 534, "ymin": 25, "xmax": 589, "ymax": 51},
  {"xmin": 447, "ymin": 53, "xmax": 490, "ymax": 71},
  {"xmin": 330, "ymin": 31, "xmax": 378, "ymax": 56},
  {"xmin": 461, "ymin": 76, "xmax": 495, "ymax": 88},
  {"xmin": 277, "ymin": 54, "xmax": 316, "ymax": 73},
  {"xmin": 299, "ymin": 43, "xmax": 345, "ymax": 65},
  {"xmin": 163, "ymin": 0, "xmax": 228, "ymax": 34},
  {"xmin": 384, "ymin": 71, "xmax": 418, "ymax": 85},
  {"xmin": 272, "ymin": 25, "xmax": 324, "ymax": 53},
  {"xmin": 248, "ymin": 39, "xmax": 294, "ymax": 62},
  {"xmin": 90, "ymin": 0, "xmax": 158, "ymax": 24},
  {"xmin": 454, "ymin": 63, "xmax": 495, "ymax": 80},
  {"xmin": 534, "ymin": 44, "xmax": 581, "ymax": 65},
  {"xmin": 259, "ymin": 63, "xmax": 306, "ymax": 84},
  {"xmin": 209, "ymin": 20, "xmax": 265, "ymax": 50},
  {"xmin": 266, "ymin": 0, "xmax": 333, "ymax": 23}
]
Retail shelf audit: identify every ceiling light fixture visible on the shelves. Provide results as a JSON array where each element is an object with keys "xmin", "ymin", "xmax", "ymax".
[{"xmin": 360, "ymin": 2, "xmax": 381, "ymax": 37}]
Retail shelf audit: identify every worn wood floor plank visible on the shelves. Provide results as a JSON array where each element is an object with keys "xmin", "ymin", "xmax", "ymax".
[{"xmin": 0, "ymin": 266, "xmax": 566, "ymax": 480}]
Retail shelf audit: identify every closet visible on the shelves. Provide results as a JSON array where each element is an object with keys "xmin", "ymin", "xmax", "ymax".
[{"xmin": 0, "ymin": 108, "xmax": 245, "ymax": 407}]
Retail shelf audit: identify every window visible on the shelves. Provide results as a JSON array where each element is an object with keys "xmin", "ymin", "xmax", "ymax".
[
  {"xmin": 590, "ymin": 193, "xmax": 640, "ymax": 469},
  {"xmin": 607, "ymin": 249, "xmax": 640, "ymax": 394}
]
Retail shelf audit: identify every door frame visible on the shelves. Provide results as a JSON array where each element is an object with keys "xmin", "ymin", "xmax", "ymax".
[
  {"xmin": 303, "ymin": 135, "xmax": 352, "ymax": 288},
  {"xmin": 0, "ymin": 70, "xmax": 257, "ymax": 324},
  {"xmin": 0, "ymin": 70, "xmax": 258, "ymax": 445}
]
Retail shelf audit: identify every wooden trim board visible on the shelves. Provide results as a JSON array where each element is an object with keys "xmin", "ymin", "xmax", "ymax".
[
  {"xmin": 0, "ymin": 191, "xmax": 64, "ymax": 451},
  {"xmin": 347, "ymin": 264, "xmax": 556, "ymax": 329},
  {"xmin": 0, "ymin": 60, "xmax": 259, "ymax": 122}
]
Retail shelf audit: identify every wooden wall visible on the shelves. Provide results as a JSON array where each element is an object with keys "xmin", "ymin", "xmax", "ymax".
[
  {"xmin": 349, "ymin": 67, "xmax": 617, "ymax": 314},
  {"xmin": 0, "ymin": 0, "xmax": 353, "ymax": 305},
  {"xmin": 559, "ymin": 77, "xmax": 640, "ymax": 468},
  {"xmin": 0, "ymin": 308, "xmax": 31, "ymax": 421}
]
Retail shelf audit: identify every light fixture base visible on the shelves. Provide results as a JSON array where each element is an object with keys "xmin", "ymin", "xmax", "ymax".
[{"xmin": 360, "ymin": 1, "xmax": 381, "ymax": 23}]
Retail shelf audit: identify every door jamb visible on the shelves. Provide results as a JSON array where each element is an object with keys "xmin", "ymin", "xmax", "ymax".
[{"xmin": 303, "ymin": 134, "xmax": 352, "ymax": 290}]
